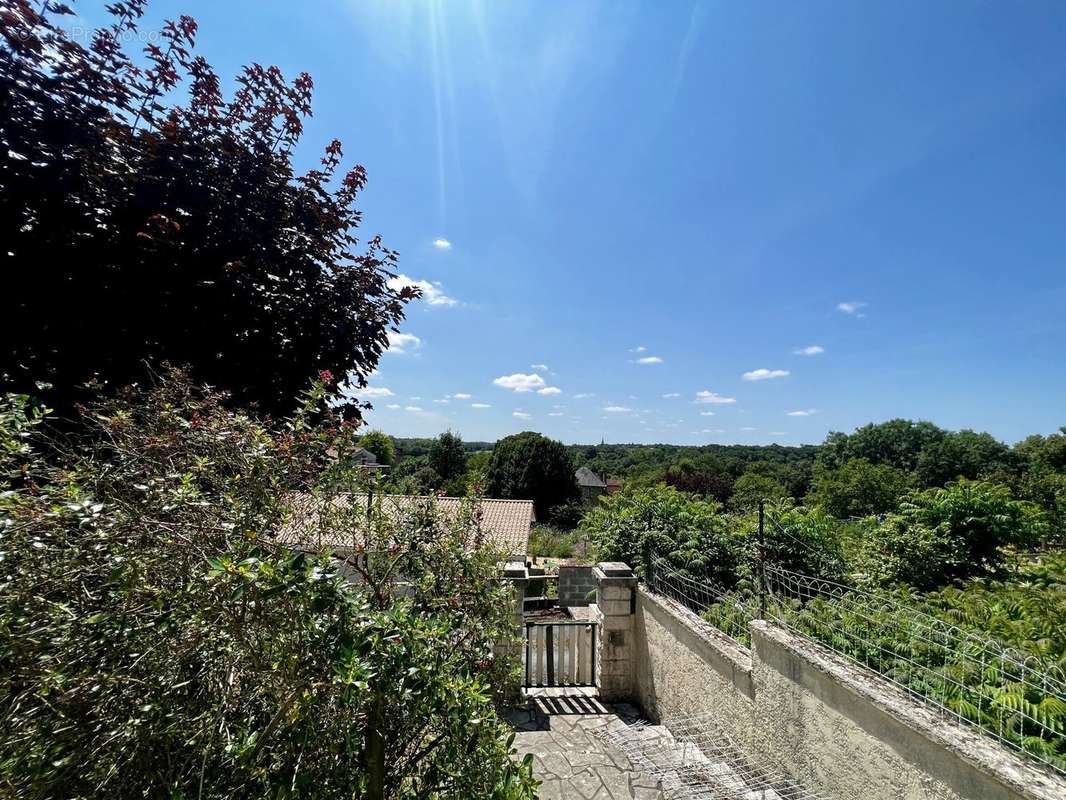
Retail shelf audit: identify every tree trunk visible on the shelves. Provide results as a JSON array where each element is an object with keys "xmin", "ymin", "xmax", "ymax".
[{"xmin": 365, "ymin": 693, "xmax": 386, "ymax": 800}]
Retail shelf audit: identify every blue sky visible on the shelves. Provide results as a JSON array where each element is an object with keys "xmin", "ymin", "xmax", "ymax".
[{"xmin": 79, "ymin": 1, "xmax": 1066, "ymax": 446}]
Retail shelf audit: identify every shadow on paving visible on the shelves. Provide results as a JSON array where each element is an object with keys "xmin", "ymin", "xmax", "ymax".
[{"xmin": 505, "ymin": 694, "xmax": 665, "ymax": 800}]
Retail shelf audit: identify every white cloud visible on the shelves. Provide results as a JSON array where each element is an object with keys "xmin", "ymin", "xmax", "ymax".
[
  {"xmin": 452, "ymin": 393, "xmax": 472, "ymax": 400},
  {"xmin": 493, "ymin": 373, "xmax": 547, "ymax": 393},
  {"xmin": 662, "ymin": 392, "xmax": 681, "ymax": 399},
  {"xmin": 530, "ymin": 363, "xmax": 549, "ymax": 372},
  {"xmin": 386, "ymin": 403, "xmax": 401, "ymax": 410},
  {"xmin": 471, "ymin": 403, "xmax": 491, "ymax": 409},
  {"xmin": 404, "ymin": 405, "xmax": 423, "ymax": 412},
  {"xmin": 769, "ymin": 431, "xmax": 788, "ymax": 436},
  {"xmin": 409, "ymin": 396, "xmax": 422, "ymax": 401},
  {"xmin": 537, "ymin": 386, "xmax": 562, "ymax": 396},
  {"xmin": 743, "ymin": 368, "xmax": 790, "ymax": 381},
  {"xmin": 741, "ymin": 426, "xmax": 757, "ymax": 432},
  {"xmin": 629, "ymin": 346, "xmax": 647, "ymax": 353},
  {"xmin": 635, "ymin": 356, "xmax": 664, "ymax": 364},
  {"xmin": 794, "ymin": 345, "xmax": 825, "ymax": 356},
  {"xmin": 386, "ymin": 331, "xmax": 422, "ymax": 354},
  {"xmin": 513, "ymin": 411, "xmax": 531, "ymax": 419},
  {"xmin": 548, "ymin": 411, "xmax": 564, "ymax": 417},
  {"xmin": 603, "ymin": 405, "xmax": 631, "ymax": 413},
  {"xmin": 786, "ymin": 408, "xmax": 818, "ymax": 417},
  {"xmin": 432, "ymin": 238, "xmax": 452, "ymax": 250},
  {"xmin": 352, "ymin": 386, "xmax": 394, "ymax": 399},
  {"xmin": 574, "ymin": 393, "xmax": 595, "ymax": 399},
  {"xmin": 699, "ymin": 411, "xmax": 715, "ymax": 416},
  {"xmin": 837, "ymin": 301, "xmax": 867, "ymax": 316},
  {"xmin": 387, "ymin": 274, "xmax": 457, "ymax": 307},
  {"xmin": 433, "ymin": 398, "xmax": 449, "ymax": 404},
  {"xmin": 695, "ymin": 391, "xmax": 736, "ymax": 405}
]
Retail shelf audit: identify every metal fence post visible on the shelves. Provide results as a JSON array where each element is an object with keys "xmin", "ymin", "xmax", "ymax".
[
  {"xmin": 642, "ymin": 535, "xmax": 654, "ymax": 589},
  {"xmin": 757, "ymin": 499, "xmax": 767, "ymax": 620}
]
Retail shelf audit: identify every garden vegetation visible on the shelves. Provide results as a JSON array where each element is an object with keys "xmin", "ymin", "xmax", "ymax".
[{"xmin": 0, "ymin": 373, "xmax": 538, "ymax": 798}]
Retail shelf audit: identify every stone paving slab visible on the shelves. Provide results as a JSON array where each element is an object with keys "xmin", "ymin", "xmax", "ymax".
[{"xmin": 505, "ymin": 695, "xmax": 665, "ymax": 799}]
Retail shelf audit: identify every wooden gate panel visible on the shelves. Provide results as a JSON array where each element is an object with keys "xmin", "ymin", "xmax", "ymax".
[{"xmin": 523, "ymin": 621, "xmax": 598, "ymax": 688}]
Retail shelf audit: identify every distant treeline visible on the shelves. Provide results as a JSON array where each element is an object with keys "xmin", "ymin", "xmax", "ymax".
[
  {"xmin": 393, "ymin": 437, "xmax": 816, "ymax": 470},
  {"xmin": 566, "ymin": 442, "xmax": 819, "ymax": 479},
  {"xmin": 392, "ymin": 437, "xmax": 495, "ymax": 459},
  {"xmin": 388, "ymin": 421, "xmax": 1065, "ymax": 535}
]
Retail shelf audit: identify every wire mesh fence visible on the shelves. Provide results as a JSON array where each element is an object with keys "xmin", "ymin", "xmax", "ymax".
[
  {"xmin": 762, "ymin": 564, "xmax": 1066, "ymax": 775},
  {"xmin": 646, "ymin": 554, "xmax": 759, "ymax": 646},
  {"xmin": 641, "ymin": 533, "xmax": 1066, "ymax": 776},
  {"xmin": 602, "ymin": 712, "xmax": 830, "ymax": 800}
]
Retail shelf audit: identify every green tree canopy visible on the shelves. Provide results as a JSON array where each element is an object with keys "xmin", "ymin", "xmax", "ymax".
[
  {"xmin": 819, "ymin": 419, "xmax": 947, "ymax": 472},
  {"xmin": 728, "ymin": 472, "xmax": 789, "ymax": 513},
  {"xmin": 485, "ymin": 431, "xmax": 579, "ymax": 519},
  {"xmin": 429, "ymin": 430, "xmax": 468, "ymax": 491},
  {"xmin": 1015, "ymin": 427, "xmax": 1066, "ymax": 474},
  {"xmin": 581, "ymin": 484, "xmax": 742, "ymax": 587},
  {"xmin": 808, "ymin": 458, "xmax": 911, "ymax": 518},
  {"xmin": 0, "ymin": 2, "xmax": 416, "ymax": 418},
  {"xmin": 858, "ymin": 480, "xmax": 1048, "ymax": 590},
  {"xmin": 357, "ymin": 429, "xmax": 396, "ymax": 466},
  {"xmin": 915, "ymin": 430, "xmax": 1015, "ymax": 488}
]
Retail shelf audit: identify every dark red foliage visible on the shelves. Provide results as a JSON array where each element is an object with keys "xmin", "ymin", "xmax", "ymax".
[
  {"xmin": 663, "ymin": 468, "xmax": 736, "ymax": 503},
  {"xmin": 0, "ymin": 1, "xmax": 419, "ymax": 416}
]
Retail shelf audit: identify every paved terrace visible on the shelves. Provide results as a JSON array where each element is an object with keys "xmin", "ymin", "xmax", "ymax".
[{"xmin": 504, "ymin": 691, "xmax": 665, "ymax": 800}]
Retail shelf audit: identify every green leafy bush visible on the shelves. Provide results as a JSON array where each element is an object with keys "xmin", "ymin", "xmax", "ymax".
[
  {"xmin": 857, "ymin": 480, "xmax": 1048, "ymax": 590},
  {"xmin": 728, "ymin": 473, "xmax": 788, "ymax": 513},
  {"xmin": 581, "ymin": 484, "xmax": 743, "ymax": 586},
  {"xmin": 528, "ymin": 525, "xmax": 578, "ymax": 559},
  {"xmin": 0, "ymin": 374, "xmax": 536, "ymax": 799},
  {"xmin": 808, "ymin": 458, "xmax": 911, "ymax": 518}
]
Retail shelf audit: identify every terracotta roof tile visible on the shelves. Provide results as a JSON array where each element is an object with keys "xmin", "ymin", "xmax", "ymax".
[{"xmin": 276, "ymin": 493, "xmax": 533, "ymax": 559}]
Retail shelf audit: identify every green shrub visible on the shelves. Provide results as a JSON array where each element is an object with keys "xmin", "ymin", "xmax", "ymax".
[
  {"xmin": 857, "ymin": 480, "xmax": 1048, "ymax": 590},
  {"xmin": 528, "ymin": 525, "xmax": 577, "ymax": 559},
  {"xmin": 0, "ymin": 374, "xmax": 536, "ymax": 800},
  {"xmin": 808, "ymin": 458, "xmax": 911, "ymax": 518},
  {"xmin": 581, "ymin": 484, "xmax": 743, "ymax": 587}
]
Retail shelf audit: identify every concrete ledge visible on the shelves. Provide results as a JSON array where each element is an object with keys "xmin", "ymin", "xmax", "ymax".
[
  {"xmin": 639, "ymin": 588, "xmax": 755, "ymax": 700},
  {"xmin": 752, "ymin": 621, "xmax": 1066, "ymax": 800}
]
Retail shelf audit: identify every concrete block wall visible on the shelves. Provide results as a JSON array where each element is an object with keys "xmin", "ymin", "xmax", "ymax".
[
  {"xmin": 557, "ymin": 565, "xmax": 596, "ymax": 607},
  {"xmin": 631, "ymin": 588, "xmax": 1066, "ymax": 800}
]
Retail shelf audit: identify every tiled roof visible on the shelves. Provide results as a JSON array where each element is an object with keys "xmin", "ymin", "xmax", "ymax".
[{"xmin": 276, "ymin": 493, "xmax": 533, "ymax": 558}]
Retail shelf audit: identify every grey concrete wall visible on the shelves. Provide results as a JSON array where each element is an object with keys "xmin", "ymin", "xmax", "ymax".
[
  {"xmin": 633, "ymin": 587, "xmax": 757, "ymax": 752},
  {"xmin": 632, "ymin": 588, "xmax": 1066, "ymax": 800},
  {"xmin": 558, "ymin": 565, "xmax": 596, "ymax": 607}
]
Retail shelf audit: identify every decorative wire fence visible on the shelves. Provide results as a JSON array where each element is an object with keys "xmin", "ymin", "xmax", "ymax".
[
  {"xmin": 642, "ymin": 543, "xmax": 1066, "ymax": 775},
  {"xmin": 764, "ymin": 564, "xmax": 1066, "ymax": 776},
  {"xmin": 646, "ymin": 554, "xmax": 758, "ymax": 646},
  {"xmin": 602, "ymin": 712, "xmax": 830, "ymax": 800}
]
